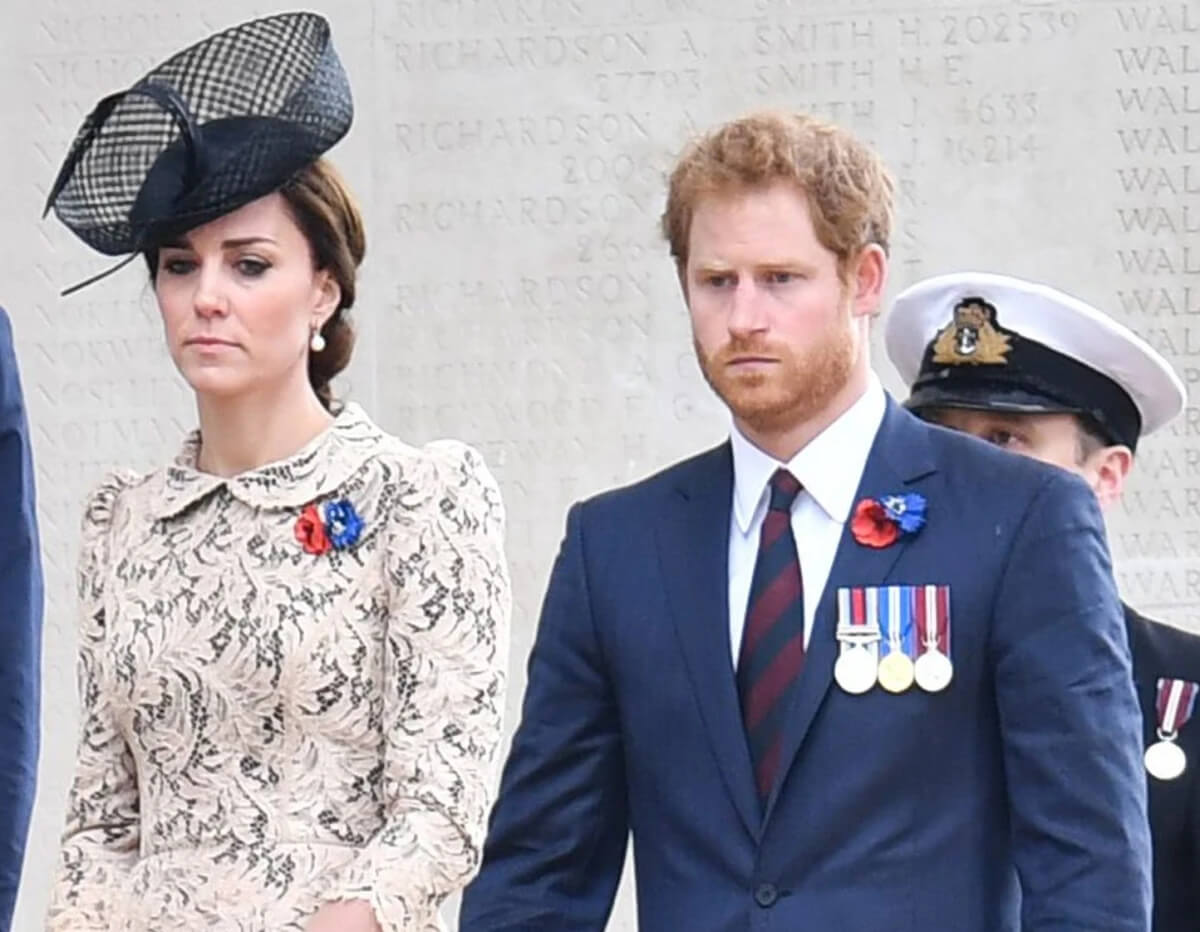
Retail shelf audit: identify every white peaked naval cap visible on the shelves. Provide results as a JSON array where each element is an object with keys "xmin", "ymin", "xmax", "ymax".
[{"xmin": 884, "ymin": 271, "xmax": 1187, "ymax": 450}]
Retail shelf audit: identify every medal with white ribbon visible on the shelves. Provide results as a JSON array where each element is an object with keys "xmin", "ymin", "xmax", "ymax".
[
  {"xmin": 913, "ymin": 585, "xmax": 953, "ymax": 693},
  {"xmin": 876, "ymin": 586, "xmax": 915, "ymax": 693},
  {"xmin": 834, "ymin": 587, "xmax": 880, "ymax": 695},
  {"xmin": 1144, "ymin": 677, "xmax": 1198, "ymax": 781}
]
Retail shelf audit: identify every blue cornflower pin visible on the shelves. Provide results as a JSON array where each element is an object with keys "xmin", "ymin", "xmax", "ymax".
[
  {"xmin": 881, "ymin": 493, "xmax": 927, "ymax": 536},
  {"xmin": 322, "ymin": 499, "xmax": 365, "ymax": 550}
]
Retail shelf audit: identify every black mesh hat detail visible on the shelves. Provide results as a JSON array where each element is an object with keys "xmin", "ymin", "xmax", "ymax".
[{"xmin": 44, "ymin": 11, "xmax": 353, "ymax": 263}]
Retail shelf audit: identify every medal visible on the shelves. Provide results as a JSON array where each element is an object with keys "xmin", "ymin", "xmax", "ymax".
[
  {"xmin": 834, "ymin": 587, "xmax": 880, "ymax": 694},
  {"xmin": 913, "ymin": 584, "xmax": 953, "ymax": 693},
  {"xmin": 876, "ymin": 585, "xmax": 915, "ymax": 694},
  {"xmin": 877, "ymin": 651, "xmax": 915, "ymax": 693},
  {"xmin": 1145, "ymin": 677, "xmax": 1198, "ymax": 780},
  {"xmin": 834, "ymin": 646, "xmax": 878, "ymax": 695},
  {"xmin": 914, "ymin": 650, "xmax": 953, "ymax": 693},
  {"xmin": 1144, "ymin": 739, "xmax": 1187, "ymax": 781}
]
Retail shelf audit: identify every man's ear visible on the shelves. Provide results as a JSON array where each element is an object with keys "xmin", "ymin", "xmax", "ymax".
[
  {"xmin": 849, "ymin": 244, "xmax": 887, "ymax": 319},
  {"xmin": 1084, "ymin": 444, "xmax": 1133, "ymax": 509}
]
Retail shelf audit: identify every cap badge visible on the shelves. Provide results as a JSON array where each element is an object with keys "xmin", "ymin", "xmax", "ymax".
[{"xmin": 932, "ymin": 297, "xmax": 1012, "ymax": 366}]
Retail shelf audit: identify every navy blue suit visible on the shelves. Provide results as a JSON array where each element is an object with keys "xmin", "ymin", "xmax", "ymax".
[
  {"xmin": 0, "ymin": 307, "xmax": 41, "ymax": 931},
  {"xmin": 461, "ymin": 400, "xmax": 1152, "ymax": 931}
]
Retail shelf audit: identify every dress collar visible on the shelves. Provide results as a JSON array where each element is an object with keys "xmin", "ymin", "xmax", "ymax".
[{"xmin": 151, "ymin": 402, "xmax": 383, "ymax": 519}]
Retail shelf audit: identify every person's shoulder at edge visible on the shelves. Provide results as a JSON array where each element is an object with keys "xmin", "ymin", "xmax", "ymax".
[
  {"xmin": 80, "ymin": 468, "xmax": 150, "ymax": 533},
  {"xmin": 361, "ymin": 422, "xmax": 507, "ymax": 532},
  {"xmin": 574, "ymin": 441, "xmax": 730, "ymax": 520},
  {"xmin": 1129, "ymin": 606, "xmax": 1200, "ymax": 680},
  {"xmin": 365, "ymin": 427, "xmax": 496, "ymax": 487}
]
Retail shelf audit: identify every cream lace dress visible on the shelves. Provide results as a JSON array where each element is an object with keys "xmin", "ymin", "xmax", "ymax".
[{"xmin": 46, "ymin": 404, "xmax": 511, "ymax": 931}]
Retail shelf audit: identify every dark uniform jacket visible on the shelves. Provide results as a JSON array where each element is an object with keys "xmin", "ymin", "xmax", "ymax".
[{"xmin": 1128, "ymin": 605, "xmax": 1200, "ymax": 932}]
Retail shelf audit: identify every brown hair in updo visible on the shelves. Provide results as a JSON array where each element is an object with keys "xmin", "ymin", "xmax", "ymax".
[{"xmin": 143, "ymin": 157, "xmax": 367, "ymax": 412}]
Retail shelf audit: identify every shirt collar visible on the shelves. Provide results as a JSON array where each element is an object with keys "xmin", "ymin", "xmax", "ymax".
[
  {"xmin": 730, "ymin": 375, "xmax": 886, "ymax": 534},
  {"xmin": 151, "ymin": 402, "xmax": 383, "ymax": 520}
]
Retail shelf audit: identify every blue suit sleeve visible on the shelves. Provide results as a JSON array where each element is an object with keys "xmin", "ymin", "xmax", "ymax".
[
  {"xmin": 992, "ymin": 469, "xmax": 1152, "ymax": 930},
  {"xmin": 459, "ymin": 502, "xmax": 628, "ymax": 932},
  {"xmin": 0, "ymin": 309, "xmax": 42, "ymax": 932}
]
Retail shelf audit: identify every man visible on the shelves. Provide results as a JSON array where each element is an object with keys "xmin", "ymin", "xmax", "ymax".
[
  {"xmin": 885, "ymin": 270, "xmax": 1200, "ymax": 932},
  {"xmin": 0, "ymin": 306, "xmax": 42, "ymax": 931},
  {"xmin": 460, "ymin": 112, "xmax": 1152, "ymax": 930}
]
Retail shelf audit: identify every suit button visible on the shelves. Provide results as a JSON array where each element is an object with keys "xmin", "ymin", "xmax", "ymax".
[{"xmin": 754, "ymin": 883, "xmax": 779, "ymax": 907}]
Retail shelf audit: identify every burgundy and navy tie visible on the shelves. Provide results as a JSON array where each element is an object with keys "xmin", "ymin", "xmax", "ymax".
[{"xmin": 737, "ymin": 468, "xmax": 806, "ymax": 804}]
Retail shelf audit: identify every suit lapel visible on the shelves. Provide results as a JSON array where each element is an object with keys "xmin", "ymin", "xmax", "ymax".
[
  {"xmin": 763, "ymin": 400, "xmax": 939, "ymax": 822},
  {"xmin": 657, "ymin": 443, "xmax": 760, "ymax": 837}
]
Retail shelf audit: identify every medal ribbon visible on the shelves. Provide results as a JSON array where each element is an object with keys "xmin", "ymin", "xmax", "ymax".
[
  {"xmin": 913, "ymin": 585, "xmax": 951, "ymax": 656},
  {"xmin": 877, "ymin": 586, "xmax": 914, "ymax": 660},
  {"xmin": 867, "ymin": 586, "xmax": 882, "ymax": 651},
  {"xmin": 837, "ymin": 587, "xmax": 880, "ymax": 645},
  {"xmin": 1156, "ymin": 678, "xmax": 1199, "ymax": 734}
]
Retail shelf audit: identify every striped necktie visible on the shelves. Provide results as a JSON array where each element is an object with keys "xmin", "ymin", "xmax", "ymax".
[{"xmin": 737, "ymin": 468, "xmax": 806, "ymax": 804}]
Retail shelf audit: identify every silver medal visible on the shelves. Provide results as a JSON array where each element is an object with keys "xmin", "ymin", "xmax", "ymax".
[
  {"xmin": 1144, "ymin": 738, "xmax": 1187, "ymax": 781},
  {"xmin": 914, "ymin": 649, "xmax": 954, "ymax": 693},
  {"xmin": 834, "ymin": 646, "xmax": 877, "ymax": 695}
]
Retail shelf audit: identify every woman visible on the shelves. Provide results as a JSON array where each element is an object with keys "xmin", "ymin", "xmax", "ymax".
[{"xmin": 44, "ymin": 13, "xmax": 510, "ymax": 932}]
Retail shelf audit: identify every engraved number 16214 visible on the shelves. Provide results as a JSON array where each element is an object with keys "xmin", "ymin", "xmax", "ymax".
[{"xmin": 943, "ymin": 134, "xmax": 1040, "ymax": 167}]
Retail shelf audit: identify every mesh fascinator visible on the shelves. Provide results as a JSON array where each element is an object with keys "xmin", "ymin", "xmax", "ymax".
[{"xmin": 43, "ymin": 11, "xmax": 353, "ymax": 294}]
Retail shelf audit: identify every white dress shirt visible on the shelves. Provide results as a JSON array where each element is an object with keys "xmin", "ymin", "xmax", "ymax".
[{"xmin": 728, "ymin": 376, "xmax": 886, "ymax": 666}]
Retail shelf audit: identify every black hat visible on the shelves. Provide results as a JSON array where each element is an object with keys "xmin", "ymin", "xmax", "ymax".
[
  {"xmin": 44, "ymin": 11, "xmax": 353, "ymax": 291},
  {"xmin": 884, "ymin": 272, "xmax": 1186, "ymax": 452}
]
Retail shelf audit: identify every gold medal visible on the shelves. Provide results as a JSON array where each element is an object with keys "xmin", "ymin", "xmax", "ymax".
[
  {"xmin": 877, "ymin": 650, "xmax": 915, "ymax": 693},
  {"xmin": 1144, "ymin": 738, "xmax": 1187, "ymax": 781},
  {"xmin": 914, "ymin": 649, "xmax": 953, "ymax": 693},
  {"xmin": 834, "ymin": 646, "xmax": 877, "ymax": 695}
]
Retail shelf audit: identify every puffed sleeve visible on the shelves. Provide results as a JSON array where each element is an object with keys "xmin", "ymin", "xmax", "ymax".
[
  {"xmin": 47, "ymin": 472, "xmax": 142, "ymax": 930},
  {"xmin": 324, "ymin": 441, "xmax": 512, "ymax": 930}
]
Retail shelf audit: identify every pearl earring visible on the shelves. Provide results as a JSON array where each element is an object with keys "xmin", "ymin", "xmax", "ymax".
[{"xmin": 310, "ymin": 328, "xmax": 326, "ymax": 353}]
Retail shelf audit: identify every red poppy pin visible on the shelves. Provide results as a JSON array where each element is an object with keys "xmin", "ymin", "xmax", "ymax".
[
  {"xmin": 851, "ymin": 493, "xmax": 927, "ymax": 549},
  {"xmin": 295, "ymin": 504, "xmax": 331, "ymax": 555}
]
